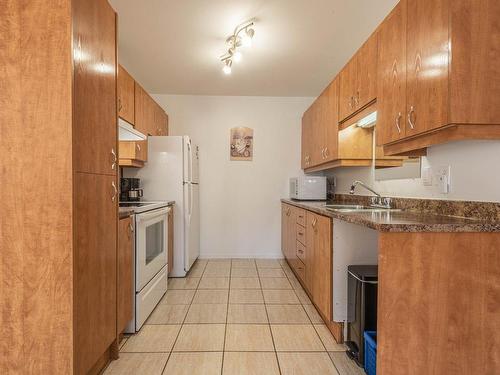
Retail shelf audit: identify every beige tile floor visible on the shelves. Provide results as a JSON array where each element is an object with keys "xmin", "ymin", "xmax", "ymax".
[{"xmin": 104, "ymin": 258, "xmax": 365, "ymax": 375}]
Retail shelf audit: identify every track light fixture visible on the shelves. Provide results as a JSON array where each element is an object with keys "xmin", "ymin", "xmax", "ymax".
[{"xmin": 220, "ymin": 19, "xmax": 255, "ymax": 74}]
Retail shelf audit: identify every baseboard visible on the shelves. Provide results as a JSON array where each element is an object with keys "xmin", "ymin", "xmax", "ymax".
[{"xmin": 199, "ymin": 251, "xmax": 284, "ymax": 259}]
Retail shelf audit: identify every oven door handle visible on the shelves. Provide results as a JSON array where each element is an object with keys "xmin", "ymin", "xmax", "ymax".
[{"xmin": 135, "ymin": 207, "xmax": 170, "ymax": 223}]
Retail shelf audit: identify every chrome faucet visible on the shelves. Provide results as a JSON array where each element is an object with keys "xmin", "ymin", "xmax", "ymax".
[
  {"xmin": 350, "ymin": 180, "xmax": 392, "ymax": 209},
  {"xmin": 350, "ymin": 180, "xmax": 381, "ymax": 197}
]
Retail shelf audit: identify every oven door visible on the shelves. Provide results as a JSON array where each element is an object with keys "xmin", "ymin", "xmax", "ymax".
[{"xmin": 135, "ymin": 207, "xmax": 169, "ymax": 291}]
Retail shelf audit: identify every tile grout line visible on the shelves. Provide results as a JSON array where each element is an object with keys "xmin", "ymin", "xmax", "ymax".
[
  {"xmin": 220, "ymin": 259, "xmax": 233, "ymax": 375},
  {"xmin": 160, "ymin": 259, "xmax": 207, "ymax": 375},
  {"xmin": 281, "ymin": 260, "xmax": 343, "ymax": 374}
]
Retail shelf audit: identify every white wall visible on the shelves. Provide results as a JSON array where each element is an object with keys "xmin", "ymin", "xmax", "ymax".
[
  {"xmin": 327, "ymin": 140, "xmax": 500, "ymax": 202},
  {"xmin": 153, "ymin": 95, "xmax": 312, "ymax": 258}
]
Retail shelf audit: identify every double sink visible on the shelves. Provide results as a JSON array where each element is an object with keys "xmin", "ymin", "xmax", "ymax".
[{"xmin": 324, "ymin": 204, "xmax": 402, "ymax": 213}]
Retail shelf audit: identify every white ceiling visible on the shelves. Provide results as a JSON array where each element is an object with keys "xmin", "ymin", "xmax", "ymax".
[{"xmin": 109, "ymin": 0, "xmax": 398, "ymax": 97}]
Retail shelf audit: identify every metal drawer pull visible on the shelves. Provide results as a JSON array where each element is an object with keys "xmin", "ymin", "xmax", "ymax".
[
  {"xmin": 136, "ymin": 143, "xmax": 141, "ymax": 151},
  {"xmin": 129, "ymin": 223, "xmax": 134, "ymax": 233},
  {"xmin": 111, "ymin": 148, "xmax": 117, "ymax": 170},
  {"xmin": 407, "ymin": 106, "xmax": 415, "ymax": 129},
  {"xmin": 111, "ymin": 181, "xmax": 117, "ymax": 202},
  {"xmin": 311, "ymin": 218, "xmax": 317, "ymax": 228},
  {"xmin": 395, "ymin": 112, "xmax": 402, "ymax": 134}
]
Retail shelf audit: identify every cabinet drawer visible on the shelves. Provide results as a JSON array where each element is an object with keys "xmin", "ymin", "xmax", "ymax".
[
  {"xmin": 296, "ymin": 209, "xmax": 306, "ymax": 226},
  {"xmin": 296, "ymin": 240, "xmax": 306, "ymax": 263},
  {"xmin": 296, "ymin": 224, "xmax": 306, "ymax": 245}
]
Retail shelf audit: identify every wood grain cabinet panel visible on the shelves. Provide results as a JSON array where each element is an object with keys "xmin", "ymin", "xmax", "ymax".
[
  {"xmin": 134, "ymin": 82, "xmax": 152, "ymax": 136},
  {"xmin": 376, "ymin": 0, "xmax": 407, "ymax": 146},
  {"xmin": 405, "ymin": 0, "xmax": 449, "ymax": 137},
  {"xmin": 339, "ymin": 59, "xmax": 357, "ymax": 122},
  {"xmin": 73, "ymin": 0, "xmax": 117, "ymax": 176},
  {"xmin": 117, "ymin": 65, "xmax": 135, "ymax": 125},
  {"xmin": 377, "ymin": 232, "xmax": 500, "ymax": 375},
  {"xmin": 117, "ymin": 216, "xmax": 133, "ymax": 335},
  {"xmin": 356, "ymin": 33, "xmax": 378, "ymax": 110},
  {"xmin": 379, "ymin": 0, "xmax": 500, "ymax": 156},
  {"xmin": 305, "ymin": 212, "xmax": 332, "ymax": 321},
  {"xmin": 74, "ymin": 172, "xmax": 117, "ymax": 375}
]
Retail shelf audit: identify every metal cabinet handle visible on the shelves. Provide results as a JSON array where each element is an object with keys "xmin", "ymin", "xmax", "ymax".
[
  {"xmin": 118, "ymin": 98, "xmax": 122, "ymax": 111},
  {"xmin": 395, "ymin": 112, "xmax": 402, "ymax": 134},
  {"xmin": 111, "ymin": 181, "xmax": 118, "ymax": 202},
  {"xmin": 311, "ymin": 218, "xmax": 317, "ymax": 228},
  {"xmin": 325, "ymin": 147, "xmax": 329, "ymax": 158},
  {"xmin": 129, "ymin": 223, "xmax": 134, "ymax": 233},
  {"xmin": 354, "ymin": 91, "xmax": 360, "ymax": 106},
  {"xmin": 349, "ymin": 96, "xmax": 354, "ymax": 109},
  {"xmin": 407, "ymin": 106, "xmax": 415, "ymax": 129},
  {"xmin": 298, "ymin": 249, "xmax": 304, "ymax": 254},
  {"xmin": 136, "ymin": 143, "xmax": 141, "ymax": 152},
  {"xmin": 111, "ymin": 148, "xmax": 117, "ymax": 170}
]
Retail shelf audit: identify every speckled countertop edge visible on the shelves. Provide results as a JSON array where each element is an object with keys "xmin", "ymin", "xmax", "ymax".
[{"xmin": 281, "ymin": 199, "xmax": 500, "ymax": 233}]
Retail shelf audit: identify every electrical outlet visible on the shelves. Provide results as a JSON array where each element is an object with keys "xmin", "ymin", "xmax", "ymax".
[
  {"xmin": 422, "ymin": 167, "xmax": 432, "ymax": 186},
  {"xmin": 436, "ymin": 165, "xmax": 451, "ymax": 194}
]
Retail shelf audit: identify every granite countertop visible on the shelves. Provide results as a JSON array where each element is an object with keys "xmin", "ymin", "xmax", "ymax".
[{"xmin": 281, "ymin": 199, "xmax": 500, "ymax": 233}]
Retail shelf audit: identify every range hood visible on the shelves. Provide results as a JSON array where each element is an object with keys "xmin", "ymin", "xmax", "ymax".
[{"xmin": 118, "ymin": 118, "xmax": 147, "ymax": 141}]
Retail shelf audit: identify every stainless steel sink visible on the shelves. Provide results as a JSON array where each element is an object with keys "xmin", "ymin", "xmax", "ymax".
[
  {"xmin": 324, "ymin": 204, "xmax": 366, "ymax": 210},
  {"xmin": 324, "ymin": 204, "xmax": 402, "ymax": 213}
]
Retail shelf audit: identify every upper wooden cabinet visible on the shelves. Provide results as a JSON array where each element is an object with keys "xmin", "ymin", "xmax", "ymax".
[
  {"xmin": 118, "ymin": 65, "xmax": 135, "ymax": 124},
  {"xmin": 154, "ymin": 102, "xmax": 168, "ymax": 136},
  {"xmin": 339, "ymin": 33, "xmax": 378, "ymax": 122},
  {"xmin": 134, "ymin": 82, "xmax": 153, "ymax": 136},
  {"xmin": 119, "ymin": 140, "xmax": 148, "ymax": 167},
  {"xmin": 377, "ymin": 0, "xmax": 500, "ymax": 155},
  {"xmin": 376, "ymin": 0, "xmax": 407, "ymax": 146}
]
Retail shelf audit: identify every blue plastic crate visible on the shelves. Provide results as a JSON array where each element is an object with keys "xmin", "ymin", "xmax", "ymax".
[{"xmin": 364, "ymin": 331, "xmax": 377, "ymax": 375}]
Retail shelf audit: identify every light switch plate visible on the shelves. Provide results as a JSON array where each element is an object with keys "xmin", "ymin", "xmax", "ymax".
[{"xmin": 422, "ymin": 167, "xmax": 432, "ymax": 186}]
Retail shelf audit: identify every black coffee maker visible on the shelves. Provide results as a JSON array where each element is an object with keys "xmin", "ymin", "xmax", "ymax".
[{"xmin": 120, "ymin": 178, "xmax": 143, "ymax": 202}]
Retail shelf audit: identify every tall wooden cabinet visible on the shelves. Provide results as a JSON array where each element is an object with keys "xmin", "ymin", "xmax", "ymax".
[
  {"xmin": 73, "ymin": 0, "xmax": 118, "ymax": 373},
  {"xmin": 3, "ymin": 0, "xmax": 118, "ymax": 373}
]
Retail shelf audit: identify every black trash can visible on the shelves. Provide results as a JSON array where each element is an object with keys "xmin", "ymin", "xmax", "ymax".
[{"xmin": 345, "ymin": 265, "xmax": 378, "ymax": 367}]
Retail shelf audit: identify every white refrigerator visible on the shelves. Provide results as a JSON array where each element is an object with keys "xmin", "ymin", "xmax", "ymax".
[{"xmin": 125, "ymin": 136, "xmax": 200, "ymax": 277}]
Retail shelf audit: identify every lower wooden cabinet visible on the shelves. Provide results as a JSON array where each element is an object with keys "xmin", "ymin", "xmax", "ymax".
[
  {"xmin": 282, "ymin": 203, "xmax": 335, "ymax": 333},
  {"xmin": 118, "ymin": 216, "xmax": 133, "ymax": 335}
]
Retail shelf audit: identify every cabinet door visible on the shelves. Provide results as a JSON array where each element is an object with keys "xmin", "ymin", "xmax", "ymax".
[
  {"xmin": 74, "ymin": 172, "xmax": 117, "ymax": 375},
  {"xmin": 154, "ymin": 105, "xmax": 168, "ymax": 136},
  {"xmin": 281, "ymin": 204, "xmax": 288, "ymax": 258},
  {"xmin": 134, "ymin": 82, "xmax": 153, "ymax": 136},
  {"xmin": 305, "ymin": 212, "xmax": 315, "ymax": 292},
  {"xmin": 406, "ymin": 0, "xmax": 449, "ymax": 136},
  {"xmin": 323, "ymin": 79, "xmax": 339, "ymax": 162},
  {"xmin": 73, "ymin": 0, "xmax": 117, "ymax": 176},
  {"xmin": 287, "ymin": 207, "xmax": 298, "ymax": 263},
  {"xmin": 118, "ymin": 65, "xmax": 135, "ymax": 124},
  {"xmin": 356, "ymin": 33, "xmax": 378, "ymax": 109},
  {"xmin": 311, "ymin": 214, "xmax": 332, "ymax": 321},
  {"xmin": 301, "ymin": 109, "xmax": 312, "ymax": 169},
  {"xmin": 338, "ymin": 59, "xmax": 357, "ymax": 121},
  {"xmin": 118, "ymin": 216, "xmax": 133, "ymax": 334},
  {"xmin": 310, "ymin": 100, "xmax": 324, "ymax": 167},
  {"xmin": 377, "ymin": 0, "xmax": 407, "ymax": 145}
]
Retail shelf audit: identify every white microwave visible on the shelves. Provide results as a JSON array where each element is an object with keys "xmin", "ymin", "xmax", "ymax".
[{"xmin": 289, "ymin": 176, "xmax": 327, "ymax": 200}]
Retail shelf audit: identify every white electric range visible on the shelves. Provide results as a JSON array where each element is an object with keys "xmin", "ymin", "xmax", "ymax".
[{"xmin": 120, "ymin": 201, "xmax": 174, "ymax": 332}]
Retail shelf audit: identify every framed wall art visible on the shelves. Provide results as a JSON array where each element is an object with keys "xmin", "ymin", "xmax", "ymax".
[{"xmin": 230, "ymin": 127, "xmax": 253, "ymax": 161}]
